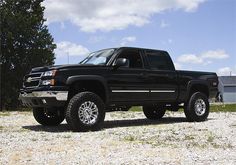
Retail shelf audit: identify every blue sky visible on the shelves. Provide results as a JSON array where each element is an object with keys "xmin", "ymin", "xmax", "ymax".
[{"xmin": 43, "ymin": 0, "xmax": 236, "ymax": 75}]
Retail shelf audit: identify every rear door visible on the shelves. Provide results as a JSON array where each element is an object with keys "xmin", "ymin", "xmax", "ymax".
[{"xmin": 144, "ymin": 50, "xmax": 178, "ymax": 101}]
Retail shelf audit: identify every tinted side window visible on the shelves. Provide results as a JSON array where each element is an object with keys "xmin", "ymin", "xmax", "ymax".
[
  {"xmin": 117, "ymin": 50, "xmax": 143, "ymax": 69},
  {"xmin": 146, "ymin": 51, "xmax": 174, "ymax": 70}
]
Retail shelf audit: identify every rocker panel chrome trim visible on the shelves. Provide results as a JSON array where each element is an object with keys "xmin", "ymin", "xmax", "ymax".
[
  {"xmin": 112, "ymin": 90, "xmax": 149, "ymax": 93},
  {"xmin": 150, "ymin": 90, "xmax": 175, "ymax": 93}
]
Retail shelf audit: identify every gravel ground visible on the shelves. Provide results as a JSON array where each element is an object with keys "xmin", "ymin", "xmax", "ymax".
[{"xmin": 0, "ymin": 111, "xmax": 236, "ymax": 165}]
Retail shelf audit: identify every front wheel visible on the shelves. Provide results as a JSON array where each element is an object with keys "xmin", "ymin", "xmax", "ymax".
[
  {"xmin": 143, "ymin": 105, "xmax": 166, "ymax": 120},
  {"xmin": 33, "ymin": 107, "xmax": 65, "ymax": 126},
  {"xmin": 184, "ymin": 92, "xmax": 209, "ymax": 122},
  {"xmin": 66, "ymin": 92, "xmax": 105, "ymax": 132}
]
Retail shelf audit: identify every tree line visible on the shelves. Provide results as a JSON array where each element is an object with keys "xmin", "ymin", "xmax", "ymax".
[{"xmin": 0, "ymin": 0, "xmax": 56, "ymax": 110}]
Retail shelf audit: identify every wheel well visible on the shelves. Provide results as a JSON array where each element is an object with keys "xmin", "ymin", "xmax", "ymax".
[
  {"xmin": 189, "ymin": 84, "xmax": 209, "ymax": 98},
  {"xmin": 68, "ymin": 80, "xmax": 106, "ymax": 102}
]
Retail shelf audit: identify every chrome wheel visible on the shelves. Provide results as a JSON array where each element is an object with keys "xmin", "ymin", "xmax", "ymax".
[
  {"xmin": 194, "ymin": 99, "xmax": 206, "ymax": 116},
  {"xmin": 78, "ymin": 101, "xmax": 99, "ymax": 125}
]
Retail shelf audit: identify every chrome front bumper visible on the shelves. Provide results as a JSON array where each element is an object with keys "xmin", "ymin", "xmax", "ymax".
[
  {"xmin": 19, "ymin": 91, "xmax": 68, "ymax": 101},
  {"xmin": 19, "ymin": 91, "xmax": 68, "ymax": 107}
]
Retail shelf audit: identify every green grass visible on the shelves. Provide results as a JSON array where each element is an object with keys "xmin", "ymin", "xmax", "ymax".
[
  {"xmin": 184, "ymin": 135, "xmax": 195, "ymax": 140},
  {"xmin": 207, "ymin": 134, "xmax": 214, "ymax": 143},
  {"xmin": 0, "ymin": 112, "xmax": 11, "ymax": 116},
  {"xmin": 130, "ymin": 104, "xmax": 236, "ymax": 112},
  {"xmin": 124, "ymin": 135, "xmax": 136, "ymax": 141},
  {"xmin": 63, "ymin": 135, "xmax": 72, "ymax": 138},
  {"xmin": 3, "ymin": 107, "xmax": 32, "ymax": 111},
  {"xmin": 210, "ymin": 104, "xmax": 236, "ymax": 112},
  {"xmin": 130, "ymin": 106, "xmax": 142, "ymax": 112}
]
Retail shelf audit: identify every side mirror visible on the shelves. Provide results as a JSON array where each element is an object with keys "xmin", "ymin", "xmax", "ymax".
[{"xmin": 114, "ymin": 58, "xmax": 129, "ymax": 68}]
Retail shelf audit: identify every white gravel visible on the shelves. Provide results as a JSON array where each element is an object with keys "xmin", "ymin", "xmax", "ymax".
[{"xmin": 0, "ymin": 111, "xmax": 236, "ymax": 164}]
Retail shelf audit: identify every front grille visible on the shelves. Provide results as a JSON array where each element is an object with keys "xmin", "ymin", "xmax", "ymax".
[{"xmin": 23, "ymin": 72, "xmax": 43, "ymax": 88}]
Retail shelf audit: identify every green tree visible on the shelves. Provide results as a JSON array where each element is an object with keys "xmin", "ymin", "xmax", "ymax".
[{"xmin": 0, "ymin": 0, "xmax": 56, "ymax": 109}]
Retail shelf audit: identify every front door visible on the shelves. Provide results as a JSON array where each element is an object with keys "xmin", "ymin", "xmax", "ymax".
[{"xmin": 107, "ymin": 49, "xmax": 149, "ymax": 103}]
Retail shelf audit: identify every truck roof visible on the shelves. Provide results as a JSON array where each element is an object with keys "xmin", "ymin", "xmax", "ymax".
[{"xmin": 116, "ymin": 47, "xmax": 167, "ymax": 53}]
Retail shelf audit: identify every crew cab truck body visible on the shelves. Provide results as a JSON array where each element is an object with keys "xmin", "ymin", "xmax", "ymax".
[{"xmin": 19, "ymin": 47, "xmax": 218, "ymax": 131}]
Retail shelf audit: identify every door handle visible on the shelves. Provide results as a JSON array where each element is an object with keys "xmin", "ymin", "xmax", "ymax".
[{"xmin": 139, "ymin": 73, "xmax": 148, "ymax": 78}]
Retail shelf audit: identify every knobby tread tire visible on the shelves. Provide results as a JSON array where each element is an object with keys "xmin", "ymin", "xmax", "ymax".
[
  {"xmin": 143, "ymin": 105, "xmax": 166, "ymax": 120},
  {"xmin": 66, "ymin": 92, "xmax": 105, "ymax": 132},
  {"xmin": 33, "ymin": 107, "xmax": 65, "ymax": 126},
  {"xmin": 184, "ymin": 92, "xmax": 209, "ymax": 122}
]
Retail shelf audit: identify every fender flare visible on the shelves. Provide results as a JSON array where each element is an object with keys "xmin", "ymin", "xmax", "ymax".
[
  {"xmin": 185, "ymin": 80, "xmax": 209, "ymax": 101},
  {"xmin": 66, "ymin": 75, "xmax": 109, "ymax": 103}
]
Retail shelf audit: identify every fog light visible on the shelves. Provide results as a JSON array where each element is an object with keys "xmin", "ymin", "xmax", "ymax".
[
  {"xmin": 42, "ymin": 79, "xmax": 55, "ymax": 86},
  {"xmin": 42, "ymin": 80, "xmax": 51, "ymax": 85},
  {"xmin": 212, "ymin": 82, "xmax": 217, "ymax": 86},
  {"xmin": 42, "ymin": 99, "xmax": 47, "ymax": 104}
]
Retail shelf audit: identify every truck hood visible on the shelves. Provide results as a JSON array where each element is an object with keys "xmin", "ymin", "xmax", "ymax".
[{"xmin": 31, "ymin": 64, "xmax": 101, "ymax": 73}]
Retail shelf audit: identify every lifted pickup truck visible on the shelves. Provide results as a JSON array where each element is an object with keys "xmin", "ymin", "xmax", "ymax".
[{"xmin": 19, "ymin": 47, "xmax": 218, "ymax": 131}]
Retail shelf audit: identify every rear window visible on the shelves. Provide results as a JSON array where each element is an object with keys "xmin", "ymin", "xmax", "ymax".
[{"xmin": 146, "ymin": 51, "xmax": 174, "ymax": 70}]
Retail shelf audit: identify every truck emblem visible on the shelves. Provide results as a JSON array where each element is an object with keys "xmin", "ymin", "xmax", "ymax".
[{"xmin": 26, "ymin": 77, "xmax": 33, "ymax": 83}]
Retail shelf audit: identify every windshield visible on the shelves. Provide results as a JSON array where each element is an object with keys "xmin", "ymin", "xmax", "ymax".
[{"xmin": 80, "ymin": 49, "xmax": 115, "ymax": 65}]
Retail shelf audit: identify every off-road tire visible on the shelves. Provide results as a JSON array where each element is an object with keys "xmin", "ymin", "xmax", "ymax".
[
  {"xmin": 143, "ymin": 105, "xmax": 166, "ymax": 120},
  {"xmin": 33, "ymin": 107, "xmax": 65, "ymax": 126},
  {"xmin": 66, "ymin": 92, "xmax": 105, "ymax": 132},
  {"xmin": 184, "ymin": 92, "xmax": 209, "ymax": 122}
]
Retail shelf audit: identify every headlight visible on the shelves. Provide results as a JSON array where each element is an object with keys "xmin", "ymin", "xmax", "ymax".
[{"xmin": 42, "ymin": 70, "xmax": 57, "ymax": 77}]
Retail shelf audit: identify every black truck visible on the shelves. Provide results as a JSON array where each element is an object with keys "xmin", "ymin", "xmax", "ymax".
[{"xmin": 19, "ymin": 47, "xmax": 218, "ymax": 131}]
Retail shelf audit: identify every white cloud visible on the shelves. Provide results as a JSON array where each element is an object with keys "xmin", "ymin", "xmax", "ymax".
[
  {"xmin": 174, "ymin": 63, "xmax": 182, "ymax": 70},
  {"xmin": 162, "ymin": 39, "xmax": 173, "ymax": 45},
  {"xmin": 88, "ymin": 36, "xmax": 105, "ymax": 43},
  {"xmin": 200, "ymin": 49, "xmax": 229, "ymax": 59},
  {"xmin": 55, "ymin": 41, "xmax": 90, "ymax": 58},
  {"xmin": 120, "ymin": 36, "xmax": 137, "ymax": 46},
  {"xmin": 177, "ymin": 49, "xmax": 229, "ymax": 64},
  {"xmin": 177, "ymin": 54, "xmax": 203, "ymax": 64},
  {"xmin": 168, "ymin": 39, "xmax": 173, "ymax": 44},
  {"xmin": 43, "ymin": 0, "xmax": 206, "ymax": 32},
  {"xmin": 160, "ymin": 20, "xmax": 169, "ymax": 28},
  {"xmin": 177, "ymin": 0, "xmax": 206, "ymax": 12},
  {"xmin": 217, "ymin": 67, "xmax": 236, "ymax": 76},
  {"xmin": 60, "ymin": 22, "xmax": 65, "ymax": 30}
]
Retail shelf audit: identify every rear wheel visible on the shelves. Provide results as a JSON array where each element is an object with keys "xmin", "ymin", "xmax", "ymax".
[
  {"xmin": 143, "ymin": 105, "xmax": 166, "ymax": 120},
  {"xmin": 66, "ymin": 92, "xmax": 105, "ymax": 132},
  {"xmin": 33, "ymin": 107, "xmax": 65, "ymax": 126},
  {"xmin": 184, "ymin": 92, "xmax": 209, "ymax": 122}
]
